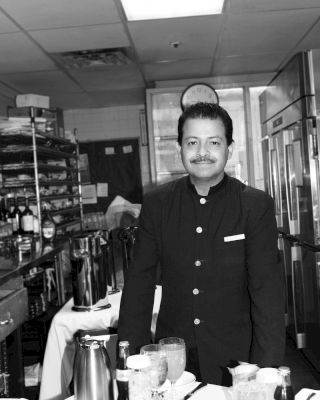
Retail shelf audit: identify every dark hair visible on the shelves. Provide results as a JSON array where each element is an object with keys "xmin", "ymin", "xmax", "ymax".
[{"xmin": 177, "ymin": 102, "xmax": 233, "ymax": 146}]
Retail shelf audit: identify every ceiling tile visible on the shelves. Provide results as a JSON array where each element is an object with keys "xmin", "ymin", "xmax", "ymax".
[
  {"xmin": 212, "ymin": 53, "xmax": 285, "ymax": 75},
  {"xmin": 0, "ymin": 10, "xmax": 21, "ymax": 33},
  {"xmin": 144, "ymin": 59, "xmax": 212, "ymax": 81},
  {"xmin": 295, "ymin": 18, "xmax": 320, "ymax": 51},
  {"xmin": 30, "ymin": 24, "xmax": 130, "ymax": 53},
  {"xmin": 0, "ymin": 0, "xmax": 120, "ymax": 30},
  {"xmin": 69, "ymin": 66, "xmax": 145, "ymax": 91},
  {"xmin": 50, "ymin": 92, "xmax": 96, "ymax": 109},
  {"xmin": 127, "ymin": 15, "xmax": 222, "ymax": 63},
  {"xmin": 0, "ymin": 70, "xmax": 82, "ymax": 94},
  {"xmin": 229, "ymin": 0, "xmax": 320, "ymax": 12},
  {"xmin": 218, "ymin": 10, "xmax": 319, "ymax": 57},
  {"xmin": 87, "ymin": 88, "xmax": 146, "ymax": 107},
  {"xmin": 0, "ymin": 32, "xmax": 57, "ymax": 73}
]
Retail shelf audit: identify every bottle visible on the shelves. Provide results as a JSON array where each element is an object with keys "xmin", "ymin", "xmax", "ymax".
[
  {"xmin": 41, "ymin": 205, "xmax": 56, "ymax": 242},
  {"xmin": 274, "ymin": 366, "xmax": 294, "ymax": 400},
  {"xmin": 0, "ymin": 195, "xmax": 8, "ymax": 222},
  {"xmin": 116, "ymin": 341, "xmax": 130, "ymax": 400},
  {"xmin": 21, "ymin": 196, "xmax": 34, "ymax": 234},
  {"xmin": 7, "ymin": 193, "xmax": 21, "ymax": 234}
]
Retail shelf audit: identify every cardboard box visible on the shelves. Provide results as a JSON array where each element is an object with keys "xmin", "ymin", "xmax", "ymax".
[{"xmin": 16, "ymin": 94, "xmax": 50, "ymax": 109}]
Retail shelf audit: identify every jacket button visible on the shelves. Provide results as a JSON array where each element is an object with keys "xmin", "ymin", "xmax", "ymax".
[
  {"xmin": 200, "ymin": 198, "xmax": 206, "ymax": 204},
  {"xmin": 193, "ymin": 288, "xmax": 199, "ymax": 295},
  {"xmin": 194, "ymin": 260, "xmax": 201, "ymax": 267},
  {"xmin": 196, "ymin": 226, "xmax": 202, "ymax": 233},
  {"xmin": 194, "ymin": 318, "xmax": 200, "ymax": 325}
]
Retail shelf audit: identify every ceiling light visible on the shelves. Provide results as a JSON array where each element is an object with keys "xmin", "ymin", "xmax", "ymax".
[{"xmin": 120, "ymin": 0, "xmax": 225, "ymax": 21}]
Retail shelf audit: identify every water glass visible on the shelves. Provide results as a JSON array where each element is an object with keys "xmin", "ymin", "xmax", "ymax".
[
  {"xmin": 140, "ymin": 344, "xmax": 168, "ymax": 399},
  {"xmin": 158, "ymin": 337, "xmax": 186, "ymax": 400}
]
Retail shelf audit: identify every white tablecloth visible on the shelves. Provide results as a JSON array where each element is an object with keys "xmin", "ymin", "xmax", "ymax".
[{"xmin": 39, "ymin": 286, "xmax": 162, "ymax": 400}]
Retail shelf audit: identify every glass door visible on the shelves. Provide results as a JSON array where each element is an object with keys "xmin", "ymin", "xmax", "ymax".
[{"xmin": 146, "ymin": 87, "xmax": 247, "ymax": 187}]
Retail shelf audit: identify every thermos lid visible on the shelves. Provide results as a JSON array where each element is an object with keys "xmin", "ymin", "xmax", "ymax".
[
  {"xmin": 127, "ymin": 355, "xmax": 150, "ymax": 370},
  {"xmin": 80, "ymin": 339, "xmax": 102, "ymax": 349}
]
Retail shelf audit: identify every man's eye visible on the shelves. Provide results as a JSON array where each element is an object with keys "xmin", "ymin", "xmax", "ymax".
[
  {"xmin": 187, "ymin": 140, "xmax": 197, "ymax": 146},
  {"xmin": 210, "ymin": 140, "xmax": 220, "ymax": 146}
]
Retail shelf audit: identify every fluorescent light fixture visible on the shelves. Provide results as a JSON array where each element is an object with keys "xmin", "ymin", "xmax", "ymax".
[{"xmin": 120, "ymin": 0, "xmax": 225, "ymax": 21}]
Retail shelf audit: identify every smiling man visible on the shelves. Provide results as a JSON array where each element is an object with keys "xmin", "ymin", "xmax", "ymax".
[{"xmin": 118, "ymin": 102, "xmax": 285, "ymax": 385}]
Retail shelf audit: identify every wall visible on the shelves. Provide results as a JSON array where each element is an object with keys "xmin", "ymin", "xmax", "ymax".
[
  {"xmin": 63, "ymin": 105, "xmax": 151, "ymax": 191},
  {"xmin": 0, "ymin": 95, "xmax": 14, "ymax": 116}
]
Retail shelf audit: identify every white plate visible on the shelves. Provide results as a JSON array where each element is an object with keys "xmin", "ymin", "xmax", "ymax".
[
  {"xmin": 161, "ymin": 371, "xmax": 196, "ymax": 390},
  {"xmin": 176, "ymin": 371, "xmax": 196, "ymax": 386}
]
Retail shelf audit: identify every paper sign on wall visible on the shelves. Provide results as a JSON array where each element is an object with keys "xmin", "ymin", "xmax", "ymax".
[
  {"xmin": 97, "ymin": 183, "xmax": 108, "ymax": 197},
  {"xmin": 82, "ymin": 184, "xmax": 97, "ymax": 204},
  {"xmin": 105, "ymin": 147, "xmax": 115, "ymax": 155},
  {"xmin": 122, "ymin": 145, "xmax": 133, "ymax": 154}
]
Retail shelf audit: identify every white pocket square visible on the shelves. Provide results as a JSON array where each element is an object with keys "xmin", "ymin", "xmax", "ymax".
[{"xmin": 224, "ymin": 234, "xmax": 245, "ymax": 242}]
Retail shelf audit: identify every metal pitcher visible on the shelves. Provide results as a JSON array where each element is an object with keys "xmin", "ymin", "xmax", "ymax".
[
  {"xmin": 73, "ymin": 338, "xmax": 114, "ymax": 400},
  {"xmin": 70, "ymin": 232, "xmax": 110, "ymax": 311}
]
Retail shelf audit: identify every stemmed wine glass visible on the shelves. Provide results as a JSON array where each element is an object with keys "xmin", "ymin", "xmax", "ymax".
[
  {"xmin": 158, "ymin": 337, "xmax": 186, "ymax": 400},
  {"xmin": 140, "ymin": 344, "xmax": 168, "ymax": 399}
]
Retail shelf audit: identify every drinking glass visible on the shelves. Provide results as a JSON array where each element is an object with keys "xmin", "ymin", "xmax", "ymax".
[
  {"xmin": 158, "ymin": 337, "xmax": 186, "ymax": 400},
  {"xmin": 140, "ymin": 344, "xmax": 168, "ymax": 399}
]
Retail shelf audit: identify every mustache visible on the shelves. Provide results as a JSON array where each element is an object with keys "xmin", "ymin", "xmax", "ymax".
[{"xmin": 191, "ymin": 155, "xmax": 215, "ymax": 163}]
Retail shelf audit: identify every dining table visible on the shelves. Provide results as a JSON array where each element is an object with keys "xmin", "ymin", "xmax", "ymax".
[{"xmin": 39, "ymin": 285, "xmax": 162, "ymax": 400}]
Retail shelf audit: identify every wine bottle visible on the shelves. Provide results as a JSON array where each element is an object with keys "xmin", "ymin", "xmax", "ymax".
[
  {"xmin": 116, "ymin": 341, "xmax": 130, "ymax": 400},
  {"xmin": 7, "ymin": 193, "xmax": 21, "ymax": 234},
  {"xmin": 21, "ymin": 196, "xmax": 34, "ymax": 234},
  {"xmin": 0, "ymin": 195, "xmax": 8, "ymax": 222},
  {"xmin": 41, "ymin": 205, "xmax": 56, "ymax": 242},
  {"xmin": 274, "ymin": 366, "xmax": 294, "ymax": 400}
]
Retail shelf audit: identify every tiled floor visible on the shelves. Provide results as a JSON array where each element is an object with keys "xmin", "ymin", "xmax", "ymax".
[{"xmin": 284, "ymin": 334, "xmax": 320, "ymax": 395}]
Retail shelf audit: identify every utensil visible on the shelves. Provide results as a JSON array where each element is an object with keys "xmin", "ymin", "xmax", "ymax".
[
  {"xmin": 306, "ymin": 393, "xmax": 316, "ymax": 400},
  {"xmin": 183, "ymin": 382, "xmax": 207, "ymax": 400}
]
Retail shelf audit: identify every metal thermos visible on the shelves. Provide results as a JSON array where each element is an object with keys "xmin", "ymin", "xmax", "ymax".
[
  {"xmin": 74, "ymin": 338, "xmax": 114, "ymax": 400},
  {"xmin": 70, "ymin": 232, "xmax": 110, "ymax": 311}
]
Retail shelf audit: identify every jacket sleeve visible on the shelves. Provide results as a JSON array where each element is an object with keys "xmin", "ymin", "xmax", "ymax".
[
  {"xmin": 245, "ymin": 192, "xmax": 286, "ymax": 366},
  {"xmin": 117, "ymin": 193, "xmax": 160, "ymax": 353}
]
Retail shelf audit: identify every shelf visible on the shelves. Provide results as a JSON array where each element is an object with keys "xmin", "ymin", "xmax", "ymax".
[
  {"xmin": 56, "ymin": 218, "xmax": 81, "ymax": 230},
  {"xmin": 33, "ymin": 193, "xmax": 80, "ymax": 201},
  {"xmin": 50, "ymin": 206, "xmax": 81, "ymax": 216},
  {"xmin": 2, "ymin": 179, "xmax": 79, "ymax": 188},
  {"xmin": 1, "ymin": 163, "xmax": 77, "ymax": 172},
  {"xmin": 0, "ymin": 145, "xmax": 76, "ymax": 159}
]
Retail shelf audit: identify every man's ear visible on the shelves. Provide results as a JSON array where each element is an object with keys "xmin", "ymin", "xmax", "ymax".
[{"xmin": 228, "ymin": 142, "xmax": 234, "ymax": 159}]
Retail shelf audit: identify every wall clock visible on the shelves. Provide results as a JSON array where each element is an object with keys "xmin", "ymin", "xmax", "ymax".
[{"xmin": 180, "ymin": 83, "xmax": 219, "ymax": 111}]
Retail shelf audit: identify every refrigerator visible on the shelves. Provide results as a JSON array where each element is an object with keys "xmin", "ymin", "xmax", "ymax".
[{"xmin": 259, "ymin": 50, "xmax": 320, "ymax": 371}]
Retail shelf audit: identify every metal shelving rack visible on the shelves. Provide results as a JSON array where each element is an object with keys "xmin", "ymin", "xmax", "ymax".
[{"xmin": 0, "ymin": 106, "xmax": 83, "ymax": 234}]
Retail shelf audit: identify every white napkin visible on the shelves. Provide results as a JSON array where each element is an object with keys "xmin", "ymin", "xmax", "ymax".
[
  {"xmin": 295, "ymin": 388, "xmax": 320, "ymax": 400},
  {"xmin": 191, "ymin": 384, "xmax": 233, "ymax": 400}
]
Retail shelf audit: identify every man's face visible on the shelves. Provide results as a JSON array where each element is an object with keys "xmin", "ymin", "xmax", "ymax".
[{"xmin": 180, "ymin": 117, "xmax": 232, "ymax": 187}]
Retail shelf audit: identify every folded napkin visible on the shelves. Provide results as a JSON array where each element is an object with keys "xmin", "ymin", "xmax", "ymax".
[{"xmin": 295, "ymin": 388, "xmax": 320, "ymax": 400}]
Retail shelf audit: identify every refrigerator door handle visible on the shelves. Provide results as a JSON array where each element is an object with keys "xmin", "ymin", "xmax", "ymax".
[
  {"xmin": 278, "ymin": 236, "xmax": 289, "ymax": 326},
  {"xmin": 283, "ymin": 130, "xmax": 300, "ymax": 235},
  {"xmin": 291, "ymin": 244, "xmax": 306, "ymax": 349},
  {"xmin": 310, "ymin": 118, "xmax": 318, "ymax": 159},
  {"xmin": 269, "ymin": 137, "xmax": 282, "ymax": 227}
]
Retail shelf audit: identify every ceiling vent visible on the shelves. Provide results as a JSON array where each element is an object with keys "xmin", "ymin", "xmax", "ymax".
[{"xmin": 53, "ymin": 48, "xmax": 133, "ymax": 69}]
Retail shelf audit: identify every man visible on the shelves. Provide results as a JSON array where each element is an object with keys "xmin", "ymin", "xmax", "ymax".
[{"xmin": 118, "ymin": 102, "xmax": 285, "ymax": 385}]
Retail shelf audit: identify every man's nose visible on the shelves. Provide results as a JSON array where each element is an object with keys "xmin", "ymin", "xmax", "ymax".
[{"xmin": 198, "ymin": 142, "xmax": 209, "ymax": 155}]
